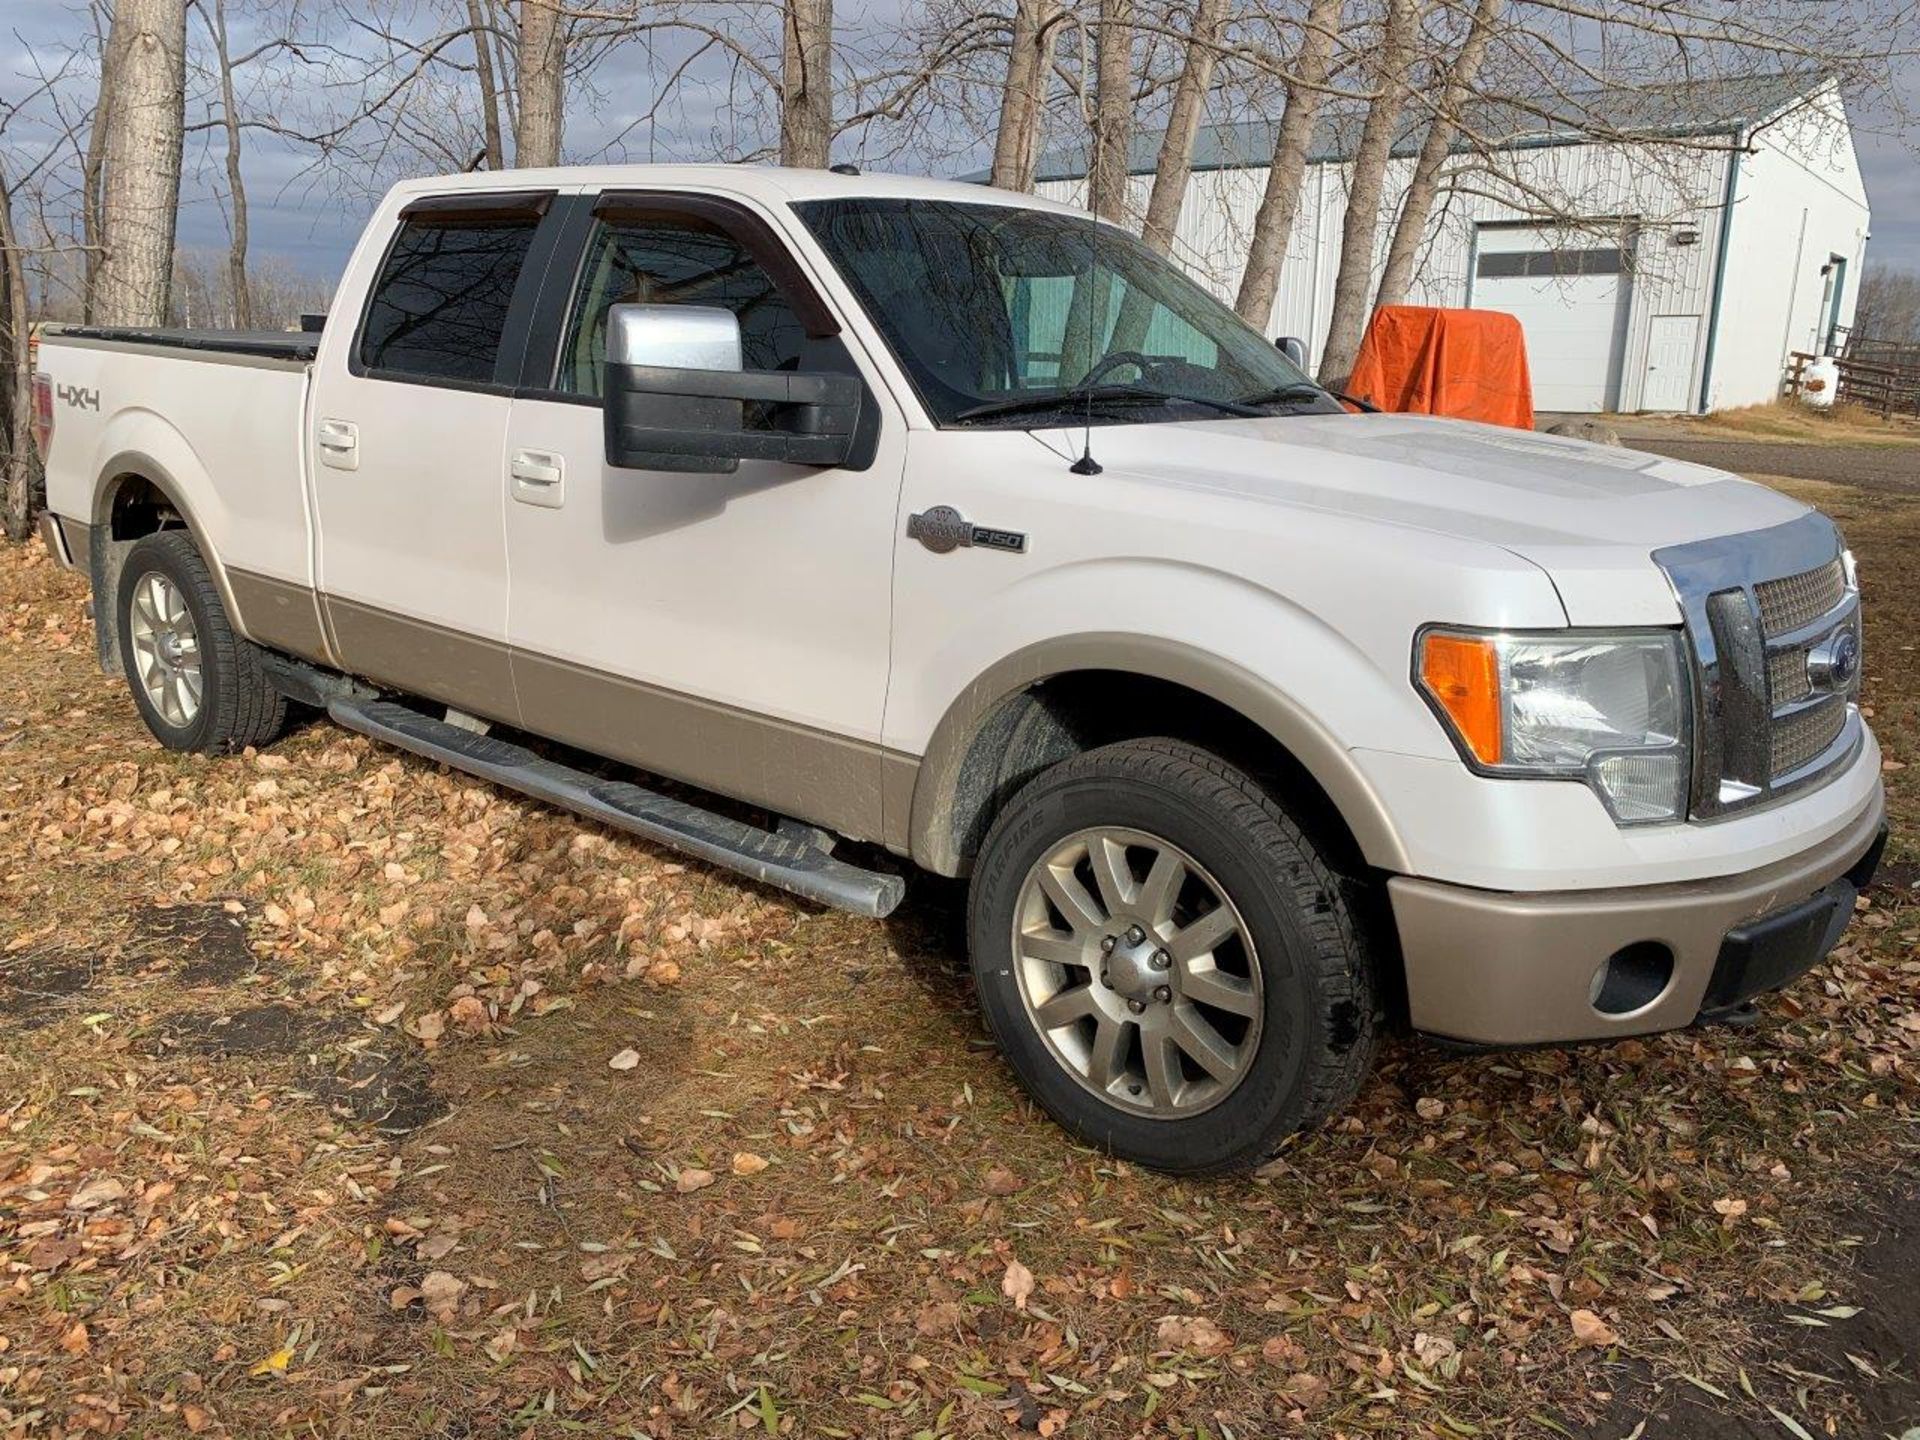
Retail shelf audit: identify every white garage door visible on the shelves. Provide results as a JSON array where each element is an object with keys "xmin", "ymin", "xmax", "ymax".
[{"xmin": 1472, "ymin": 225, "xmax": 1631, "ymax": 413}]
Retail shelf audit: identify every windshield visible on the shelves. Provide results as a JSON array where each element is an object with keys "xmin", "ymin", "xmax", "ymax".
[{"xmin": 794, "ymin": 197, "xmax": 1342, "ymax": 427}]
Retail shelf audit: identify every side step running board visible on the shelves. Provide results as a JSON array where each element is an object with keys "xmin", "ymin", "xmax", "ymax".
[{"xmin": 327, "ymin": 698, "xmax": 906, "ymax": 918}]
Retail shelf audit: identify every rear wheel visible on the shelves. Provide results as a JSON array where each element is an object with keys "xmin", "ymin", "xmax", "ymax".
[
  {"xmin": 968, "ymin": 739, "xmax": 1376, "ymax": 1174},
  {"xmin": 117, "ymin": 531, "xmax": 286, "ymax": 753}
]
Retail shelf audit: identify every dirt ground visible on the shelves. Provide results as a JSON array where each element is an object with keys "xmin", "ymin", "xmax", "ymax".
[{"xmin": 1, "ymin": 451, "xmax": 1917, "ymax": 1438}]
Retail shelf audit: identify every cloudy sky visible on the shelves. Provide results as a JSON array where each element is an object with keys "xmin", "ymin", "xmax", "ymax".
[{"xmin": 6, "ymin": 5, "xmax": 1918, "ymax": 284}]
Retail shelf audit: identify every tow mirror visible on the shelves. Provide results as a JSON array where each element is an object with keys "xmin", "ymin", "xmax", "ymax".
[
  {"xmin": 602, "ymin": 303, "xmax": 860, "ymax": 474},
  {"xmin": 1276, "ymin": 335, "xmax": 1308, "ymax": 369}
]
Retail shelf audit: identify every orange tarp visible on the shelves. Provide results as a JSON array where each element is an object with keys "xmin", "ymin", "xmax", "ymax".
[{"xmin": 1345, "ymin": 305, "xmax": 1534, "ymax": 429}]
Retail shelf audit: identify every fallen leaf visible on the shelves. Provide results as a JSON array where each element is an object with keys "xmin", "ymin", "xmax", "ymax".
[
  {"xmin": 1415, "ymin": 1097, "xmax": 1447, "ymax": 1120},
  {"xmin": 1156, "ymin": 1314, "xmax": 1233, "ymax": 1356},
  {"xmin": 676, "ymin": 1168, "xmax": 715, "ymax": 1194},
  {"xmin": 69, "ymin": 1177, "xmax": 126, "ymax": 1211},
  {"xmin": 58, "ymin": 1323, "xmax": 90, "ymax": 1355},
  {"xmin": 608, "ymin": 1048, "xmax": 641, "ymax": 1071},
  {"xmin": 420, "ymin": 1270, "xmax": 466, "ymax": 1321},
  {"xmin": 449, "ymin": 996, "xmax": 489, "ymax": 1032},
  {"xmin": 1570, "ymin": 1309, "xmax": 1619, "ymax": 1348},
  {"xmin": 983, "ymin": 1165, "xmax": 1023, "ymax": 1196},
  {"xmin": 248, "ymin": 1346, "xmax": 294, "ymax": 1378},
  {"xmin": 1002, "ymin": 1257, "xmax": 1035, "ymax": 1310},
  {"xmin": 731, "ymin": 1152, "xmax": 768, "ymax": 1176}
]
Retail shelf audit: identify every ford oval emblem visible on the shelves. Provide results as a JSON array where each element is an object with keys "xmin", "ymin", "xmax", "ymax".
[{"xmin": 1806, "ymin": 625, "xmax": 1860, "ymax": 694}]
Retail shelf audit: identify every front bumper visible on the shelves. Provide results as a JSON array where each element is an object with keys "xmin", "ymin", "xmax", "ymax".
[{"xmin": 1390, "ymin": 783, "xmax": 1887, "ymax": 1044}]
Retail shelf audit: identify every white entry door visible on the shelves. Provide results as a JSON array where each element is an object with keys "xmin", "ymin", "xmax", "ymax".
[
  {"xmin": 1642, "ymin": 314, "xmax": 1700, "ymax": 412},
  {"xmin": 1472, "ymin": 224, "xmax": 1631, "ymax": 413}
]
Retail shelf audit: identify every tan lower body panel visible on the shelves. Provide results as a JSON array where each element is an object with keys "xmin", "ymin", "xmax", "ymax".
[
  {"xmin": 302, "ymin": 593, "xmax": 910, "ymax": 845},
  {"xmin": 1390, "ymin": 785, "xmax": 1886, "ymax": 1044},
  {"xmin": 324, "ymin": 597, "xmax": 519, "ymax": 729},
  {"xmin": 228, "ymin": 569, "xmax": 333, "ymax": 665},
  {"xmin": 514, "ymin": 651, "xmax": 901, "ymax": 845}
]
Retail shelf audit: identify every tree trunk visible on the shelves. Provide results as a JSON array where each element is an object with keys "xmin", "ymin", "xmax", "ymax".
[
  {"xmin": 81, "ymin": 26, "xmax": 115, "ymax": 323},
  {"xmin": 1375, "ymin": 0, "xmax": 1501, "ymax": 308},
  {"xmin": 93, "ymin": 0, "xmax": 187, "ymax": 328},
  {"xmin": 1138, "ymin": 0, "xmax": 1226, "ymax": 255},
  {"xmin": 1087, "ymin": 0, "xmax": 1134, "ymax": 222},
  {"xmin": 1232, "ymin": 0, "xmax": 1341, "ymax": 328},
  {"xmin": 516, "ymin": 0, "xmax": 565, "ymax": 167},
  {"xmin": 1316, "ymin": 0, "xmax": 1421, "ymax": 386},
  {"xmin": 469, "ymin": 0, "xmax": 506, "ymax": 169},
  {"xmin": 989, "ymin": 0, "xmax": 1056, "ymax": 192},
  {"xmin": 1, "ymin": 162, "xmax": 38, "ymax": 543},
  {"xmin": 780, "ymin": 0, "xmax": 834, "ymax": 168},
  {"xmin": 209, "ymin": 0, "xmax": 252, "ymax": 328}
]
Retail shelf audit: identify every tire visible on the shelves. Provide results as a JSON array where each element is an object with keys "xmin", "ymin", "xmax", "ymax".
[
  {"xmin": 116, "ymin": 530, "xmax": 287, "ymax": 754},
  {"xmin": 968, "ymin": 739, "xmax": 1376, "ymax": 1174}
]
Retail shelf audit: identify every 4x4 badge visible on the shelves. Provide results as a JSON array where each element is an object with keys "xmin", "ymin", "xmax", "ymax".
[{"xmin": 908, "ymin": 506, "xmax": 1027, "ymax": 555}]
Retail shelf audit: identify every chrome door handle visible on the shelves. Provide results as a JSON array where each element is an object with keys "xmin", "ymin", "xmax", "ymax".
[
  {"xmin": 510, "ymin": 449, "xmax": 564, "ymax": 508},
  {"xmin": 317, "ymin": 418, "xmax": 359, "ymax": 471}
]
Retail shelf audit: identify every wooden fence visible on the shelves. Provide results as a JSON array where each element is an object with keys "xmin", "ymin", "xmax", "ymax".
[{"xmin": 1784, "ymin": 345, "xmax": 1920, "ymax": 418}]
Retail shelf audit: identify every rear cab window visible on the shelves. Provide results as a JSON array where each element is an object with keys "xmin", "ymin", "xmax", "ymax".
[{"xmin": 355, "ymin": 192, "xmax": 553, "ymax": 387}]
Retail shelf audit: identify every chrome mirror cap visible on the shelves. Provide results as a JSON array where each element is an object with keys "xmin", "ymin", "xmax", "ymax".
[{"xmin": 606, "ymin": 303, "xmax": 743, "ymax": 372}]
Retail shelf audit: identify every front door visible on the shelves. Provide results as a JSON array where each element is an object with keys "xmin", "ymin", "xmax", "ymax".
[
  {"xmin": 501, "ymin": 195, "xmax": 907, "ymax": 841},
  {"xmin": 311, "ymin": 192, "xmax": 561, "ymax": 720}
]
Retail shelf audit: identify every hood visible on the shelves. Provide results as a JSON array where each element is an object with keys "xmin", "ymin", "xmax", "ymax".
[{"xmin": 1029, "ymin": 411, "xmax": 1813, "ymax": 625}]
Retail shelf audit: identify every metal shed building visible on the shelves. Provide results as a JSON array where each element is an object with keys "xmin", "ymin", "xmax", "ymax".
[{"xmin": 1012, "ymin": 74, "xmax": 1870, "ymax": 414}]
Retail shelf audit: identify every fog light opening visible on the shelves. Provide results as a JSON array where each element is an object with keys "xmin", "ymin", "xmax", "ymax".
[{"xmin": 1591, "ymin": 941, "xmax": 1675, "ymax": 1016}]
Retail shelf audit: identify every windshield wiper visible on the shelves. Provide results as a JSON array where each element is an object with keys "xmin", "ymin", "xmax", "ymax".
[
  {"xmin": 955, "ymin": 384, "xmax": 1263, "ymax": 424},
  {"xmin": 1234, "ymin": 381, "xmax": 1332, "ymax": 408}
]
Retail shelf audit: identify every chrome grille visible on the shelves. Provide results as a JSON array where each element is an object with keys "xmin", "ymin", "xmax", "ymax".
[
  {"xmin": 1767, "ymin": 646, "xmax": 1812, "ymax": 704},
  {"xmin": 1755, "ymin": 558, "xmax": 1847, "ymax": 634},
  {"xmin": 1655, "ymin": 514, "xmax": 1861, "ymax": 819},
  {"xmin": 1772, "ymin": 700, "xmax": 1848, "ymax": 778}
]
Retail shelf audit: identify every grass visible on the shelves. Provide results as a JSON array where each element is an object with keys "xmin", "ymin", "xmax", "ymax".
[
  {"xmin": 1, "ymin": 470, "xmax": 1916, "ymax": 1438},
  {"xmin": 1683, "ymin": 400, "xmax": 1920, "ymax": 443}
]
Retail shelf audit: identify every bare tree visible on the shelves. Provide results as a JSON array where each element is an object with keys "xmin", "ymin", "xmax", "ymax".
[
  {"xmin": 1318, "ymin": 0, "xmax": 1421, "ymax": 385},
  {"xmin": 1233, "ymin": 0, "xmax": 1343, "ymax": 327},
  {"xmin": 517, "ymin": 0, "xmax": 566, "ymax": 166},
  {"xmin": 781, "ymin": 0, "xmax": 835, "ymax": 166},
  {"xmin": 989, "ymin": 0, "xmax": 1059, "ymax": 190},
  {"xmin": 468, "ymin": 0, "xmax": 507, "ymax": 168},
  {"xmin": 1375, "ymin": 0, "xmax": 1502, "ymax": 309},
  {"xmin": 0, "ymin": 159, "xmax": 36, "ymax": 541},
  {"xmin": 94, "ymin": 0, "xmax": 189, "ymax": 326},
  {"xmin": 201, "ymin": 0, "xmax": 253, "ymax": 327},
  {"xmin": 1088, "ymin": 0, "xmax": 1135, "ymax": 221},
  {"xmin": 1137, "ymin": 0, "xmax": 1227, "ymax": 254},
  {"xmin": 1851, "ymin": 264, "xmax": 1920, "ymax": 344}
]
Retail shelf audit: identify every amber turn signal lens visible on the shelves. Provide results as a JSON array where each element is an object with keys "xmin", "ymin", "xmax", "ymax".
[{"xmin": 1419, "ymin": 632, "xmax": 1503, "ymax": 765}]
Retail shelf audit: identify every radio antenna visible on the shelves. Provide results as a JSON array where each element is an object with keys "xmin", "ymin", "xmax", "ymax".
[{"xmin": 1069, "ymin": 22, "xmax": 1103, "ymax": 476}]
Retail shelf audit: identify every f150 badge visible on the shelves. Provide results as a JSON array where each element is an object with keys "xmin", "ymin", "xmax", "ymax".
[
  {"xmin": 907, "ymin": 505, "xmax": 1027, "ymax": 555},
  {"xmin": 57, "ymin": 383, "xmax": 100, "ymax": 411}
]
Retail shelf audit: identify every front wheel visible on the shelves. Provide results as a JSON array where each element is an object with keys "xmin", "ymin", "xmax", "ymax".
[{"xmin": 968, "ymin": 740, "xmax": 1377, "ymax": 1174}]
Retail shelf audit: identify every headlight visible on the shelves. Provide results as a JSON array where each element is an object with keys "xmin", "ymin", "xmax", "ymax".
[{"xmin": 1416, "ymin": 628, "xmax": 1690, "ymax": 824}]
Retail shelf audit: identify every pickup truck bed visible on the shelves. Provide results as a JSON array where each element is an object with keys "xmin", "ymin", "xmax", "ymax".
[{"xmin": 49, "ymin": 326, "xmax": 320, "ymax": 364}]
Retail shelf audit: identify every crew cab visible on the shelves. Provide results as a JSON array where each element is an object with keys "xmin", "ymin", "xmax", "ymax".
[{"xmin": 32, "ymin": 167, "xmax": 1886, "ymax": 1173}]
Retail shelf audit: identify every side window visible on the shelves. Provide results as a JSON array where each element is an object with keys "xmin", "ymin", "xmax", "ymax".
[
  {"xmin": 558, "ymin": 217, "xmax": 809, "ymax": 396},
  {"xmin": 358, "ymin": 217, "xmax": 541, "ymax": 384}
]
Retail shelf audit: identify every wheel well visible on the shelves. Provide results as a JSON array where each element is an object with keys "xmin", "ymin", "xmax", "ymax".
[
  {"xmin": 106, "ymin": 475, "xmax": 187, "ymax": 541},
  {"xmin": 90, "ymin": 474, "xmax": 193, "ymax": 677},
  {"xmin": 942, "ymin": 670, "xmax": 1370, "ymax": 881}
]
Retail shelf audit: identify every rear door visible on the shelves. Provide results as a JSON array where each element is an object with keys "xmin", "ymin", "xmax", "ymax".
[
  {"xmin": 310, "ymin": 190, "xmax": 566, "ymax": 720},
  {"xmin": 498, "ymin": 191, "xmax": 908, "ymax": 842}
]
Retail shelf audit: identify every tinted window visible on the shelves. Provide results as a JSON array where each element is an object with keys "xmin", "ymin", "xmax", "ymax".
[
  {"xmin": 358, "ymin": 218, "xmax": 540, "ymax": 383},
  {"xmin": 796, "ymin": 198, "xmax": 1331, "ymax": 426},
  {"xmin": 1476, "ymin": 247, "xmax": 1626, "ymax": 279},
  {"xmin": 558, "ymin": 218, "xmax": 809, "ymax": 395}
]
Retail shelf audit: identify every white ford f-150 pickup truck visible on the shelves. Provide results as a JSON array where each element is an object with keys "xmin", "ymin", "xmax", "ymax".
[{"xmin": 32, "ymin": 166, "xmax": 1885, "ymax": 1173}]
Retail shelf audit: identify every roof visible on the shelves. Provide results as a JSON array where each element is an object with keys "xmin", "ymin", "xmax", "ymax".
[
  {"xmin": 975, "ymin": 72, "xmax": 1823, "ymax": 184},
  {"xmin": 381, "ymin": 163, "xmax": 1087, "ymax": 213}
]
